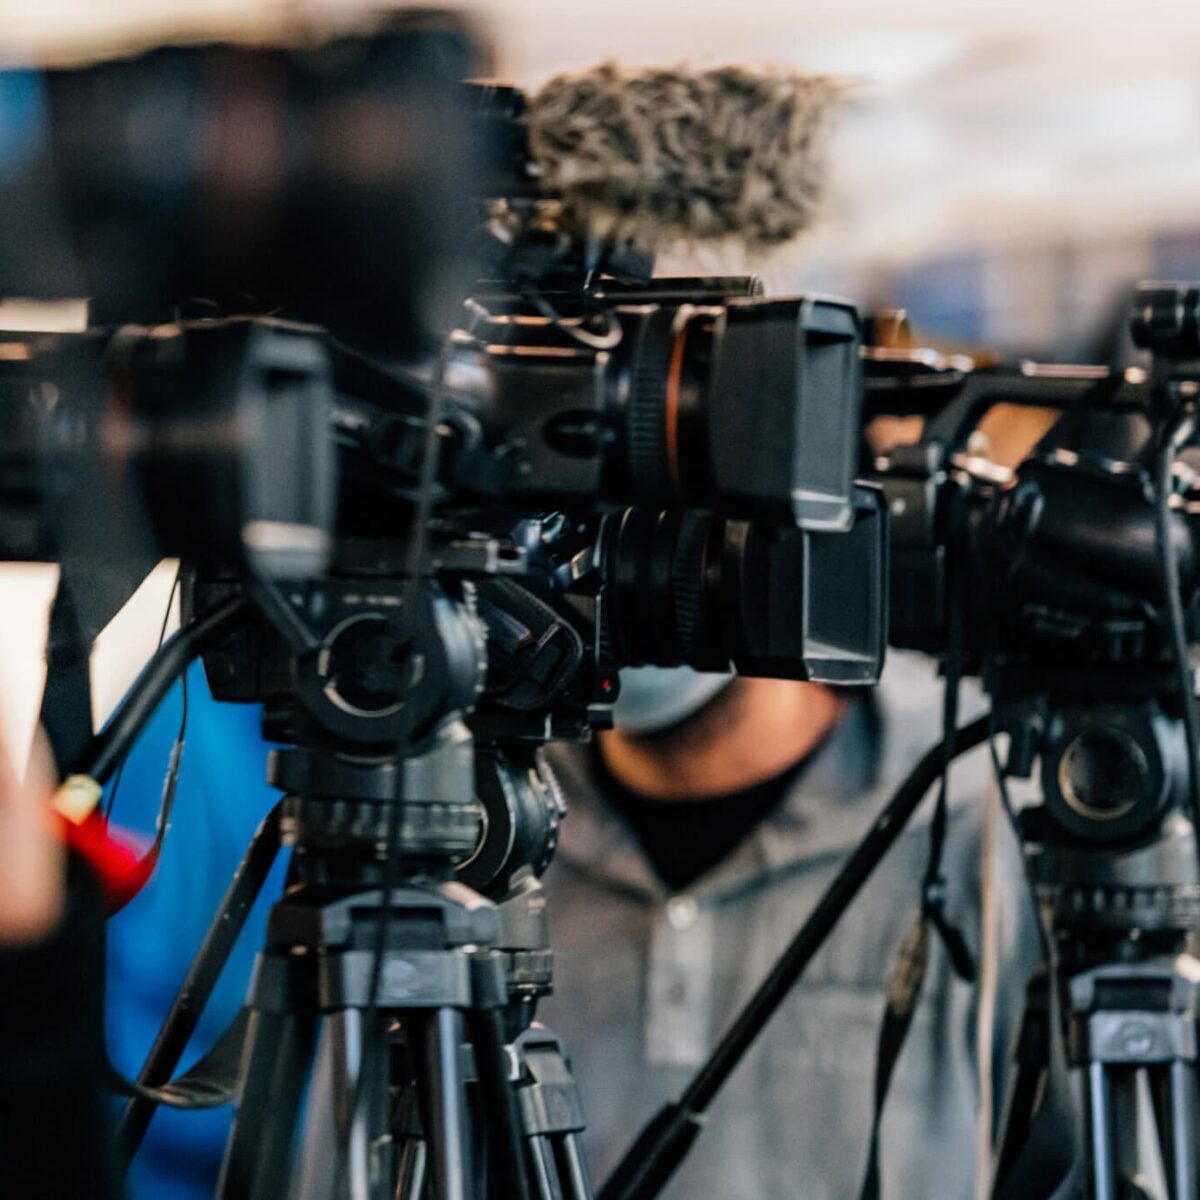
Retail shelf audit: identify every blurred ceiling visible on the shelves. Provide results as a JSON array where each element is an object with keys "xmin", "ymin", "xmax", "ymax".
[{"xmin": 3, "ymin": 0, "xmax": 1199, "ymax": 275}]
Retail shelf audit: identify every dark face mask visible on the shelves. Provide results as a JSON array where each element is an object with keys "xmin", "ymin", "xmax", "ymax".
[{"xmin": 611, "ymin": 666, "xmax": 733, "ymax": 734}]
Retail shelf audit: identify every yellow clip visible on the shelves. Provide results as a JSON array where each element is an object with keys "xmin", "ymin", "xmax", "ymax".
[{"xmin": 54, "ymin": 775, "xmax": 103, "ymax": 826}]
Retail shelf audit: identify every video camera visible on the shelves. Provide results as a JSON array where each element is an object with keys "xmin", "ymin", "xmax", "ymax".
[
  {"xmin": 847, "ymin": 292, "xmax": 1200, "ymax": 1200},
  {"xmin": 0, "ymin": 23, "xmax": 886, "ymax": 1199},
  {"xmin": 7, "ymin": 17, "xmax": 1200, "ymax": 1198},
  {"xmin": 868, "ymin": 307, "xmax": 1200, "ymax": 879},
  {"xmin": 1, "ymin": 33, "xmax": 886, "ymax": 757}
]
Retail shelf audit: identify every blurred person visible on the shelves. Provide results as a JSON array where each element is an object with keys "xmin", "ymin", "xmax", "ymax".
[
  {"xmin": 539, "ymin": 654, "xmax": 1033, "ymax": 1200},
  {"xmin": 0, "ymin": 733, "xmax": 63, "ymax": 944},
  {"xmin": 536, "ymin": 408, "xmax": 1048, "ymax": 1199},
  {"xmin": 0, "ymin": 732, "xmax": 118, "ymax": 1199},
  {"xmin": 103, "ymin": 664, "xmax": 285, "ymax": 1200}
]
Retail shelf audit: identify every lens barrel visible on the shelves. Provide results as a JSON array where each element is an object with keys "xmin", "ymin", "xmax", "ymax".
[
  {"xmin": 601, "ymin": 487, "xmax": 886, "ymax": 684},
  {"xmin": 449, "ymin": 285, "xmax": 863, "ymax": 527}
]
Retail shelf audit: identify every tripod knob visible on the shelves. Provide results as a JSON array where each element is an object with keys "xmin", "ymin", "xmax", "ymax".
[
  {"xmin": 270, "ymin": 731, "xmax": 482, "ymax": 866},
  {"xmin": 1131, "ymin": 284, "xmax": 1200, "ymax": 356},
  {"xmin": 505, "ymin": 947, "xmax": 555, "ymax": 998}
]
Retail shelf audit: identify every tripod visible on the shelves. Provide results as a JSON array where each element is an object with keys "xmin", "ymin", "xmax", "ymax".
[
  {"xmin": 115, "ymin": 722, "xmax": 594, "ymax": 1200},
  {"xmin": 999, "ymin": 960, "xmax": 1200, "ymax": 1200},
  {"xmin": 1073, "ymin": 961, "xmax": 1199, "ymax": 1200},
  {"xmin": 994, "ymin": 693, "xmax": 1200, "ymax": 1200},
  {"xmin": 221, "ymin": 730, "xmax": 595, "ymax": 1200}
]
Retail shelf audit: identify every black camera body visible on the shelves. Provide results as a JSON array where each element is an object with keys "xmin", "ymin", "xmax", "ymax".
[
  {"xmin": 185, "ymin": 272, "xmax": 886, "ymax": 753},
  {"xmin": 2, "ymin": 32, "xmax": 887, "ymax": 760},
  {"xmin": 447, "ymin": 281, "xmax": 864, "ymax": 530},
  {"xmin": 866, "ymin": 287, "xmax": 1200, "ymax": 967},
  {"xmin": 870, "ymin": 359, "xmax": 1197, "ymax": 670}
]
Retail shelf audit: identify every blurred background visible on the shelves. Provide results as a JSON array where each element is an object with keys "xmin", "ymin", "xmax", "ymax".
[
  {"xmin": 4, "ymin": 0, "xmax": 1200, "ymax": 356},
  {"xmin": 2, "ymin": 0, "xmax": 1199, "ymax": 746},
  {"xmin": 0, "ymin": 9, "xmax": 1194, "ymax": 1197}
]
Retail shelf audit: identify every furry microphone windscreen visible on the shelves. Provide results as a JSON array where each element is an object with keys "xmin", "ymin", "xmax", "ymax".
[{"xmin": 526, "ymin": 62, "xmax": 842, "ymax": 251}]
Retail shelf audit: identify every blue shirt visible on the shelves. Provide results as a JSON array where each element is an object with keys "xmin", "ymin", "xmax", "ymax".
[{"xmin": 104, "ymin": 664, "xmax": 287, "ymax": 1200}]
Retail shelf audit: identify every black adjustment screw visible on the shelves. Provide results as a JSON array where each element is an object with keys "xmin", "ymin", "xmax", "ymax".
[{"xmin": 1131, "ymin": 284, "xmax": 1200, "ymax": 355}]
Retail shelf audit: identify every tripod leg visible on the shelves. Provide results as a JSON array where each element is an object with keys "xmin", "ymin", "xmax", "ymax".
[
  {"xmin": 1152, "ymin": 1061, "xmax": 1200, "ymax": 1200},
  {"xmin": 525, "ymin": 1129, "xmax": 597, "ymax": 1200},
  {"xmin": 527, "ymin": 1139, "xmax": 566, "ymax": 1200},
  {"xmin": 1112, "ymin": 1067, "xmax": 1168, "ymax": 1199},
  {"xmin": 993, "ymin": 982, "xmax": 1052, "ymax": 1191},
  {"xmin": 393, "ymin": 1079, "xmax": 428, "ymax": 1200},
  {"xmin": 115, "ymin": 802, "xmax": 283, "ymax": 1170},
  {"xmin": 411, "ymin": 1008, "xmax": 473, "ymax": 1200},
  {"xmin": 558, "ymin": 1134, "xmax": 593, "ymax": 1200},
  {"xmin": 395, "ymin": 1137, "xmax": 428, "ymax": 1200},
  {"xmin": 291, "ymin": 1009, "xmax": 389, "ymax": 1200},
  {"xmin": 218, "ymin": 980, "xmax": 316, "ymax": 1200},
  {"xmin": 993, "ymin": 1055, "xmax": 1047, "ymax": 1190},
  {"xmin": 514, "ymin": 1028, "xmax": 593, "ymax": 1200},
  {"xmin": 470, "ymin": 1008, "xmax": 533, "ymax": 1200},
  {"xmin": 1089, "ymin": 1061, "xmax": 1118, "ymax": 1200},
  {"xmin": 1168, "ymin": 1060, "xmax": 1198, "ymax": 1199}
]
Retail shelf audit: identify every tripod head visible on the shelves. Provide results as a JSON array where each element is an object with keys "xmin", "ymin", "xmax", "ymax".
[{"xmin": 869, "ymin": 285, "xmax": 1200, "ymax": 971}]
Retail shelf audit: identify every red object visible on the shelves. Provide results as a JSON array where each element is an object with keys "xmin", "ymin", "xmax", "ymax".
[{"xmin": 57, "ymin": 812, "xmax": 156, "ymax": 913}]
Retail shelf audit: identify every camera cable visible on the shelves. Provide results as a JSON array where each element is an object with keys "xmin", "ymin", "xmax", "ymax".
[
  {"xmin": 857, "ymin": 488, "xmax": 977, "ymax": 1200},
  {"xmin": 599, "ymin": 712, "xmax": 990, "ymax": 1200},
  {"xmin": 1153, "ymin": 406, "xmax": 1200, "ymax": 880}
]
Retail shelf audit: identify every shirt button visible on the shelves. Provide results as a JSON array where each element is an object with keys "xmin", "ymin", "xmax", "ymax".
[{"xmin": 666, "ymin": 895, "xmax": 698, "ymax": 930}]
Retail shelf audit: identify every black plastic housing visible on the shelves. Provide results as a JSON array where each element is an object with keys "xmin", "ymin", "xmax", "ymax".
[
  {"xmin": 603, "ymin": 484, "xmax": 886, "ymax": 684},
  {"xmin": 703, "ymin": 297, "xmax": 862, "ymax": 531},
  {"xmin": 0, "ymin": 319, "xmax": 336, "ymax": 580},
  {"xmin": 445, "ymin": 287, "xmax": 863, "ymax": 529},
  {"xmin": 1, "ymin": 18, "xmax": 482, "ymax": 357}
]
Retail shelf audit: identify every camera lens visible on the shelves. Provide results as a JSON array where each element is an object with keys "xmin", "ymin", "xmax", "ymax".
[
  {"xmin": 448, "ymin": 289, "xmax": 861, "ymax": 528},
  {"xmin": 621, "ymin": 298, "xmax": 861, "ymax": 528},
  {"xmin": 1058, "ymin": 726, "xmax": 1148, "ymax": 823},
  {"xmin": 602, "ymin": 507, "xmax": 712, "ymax": 668},
  {"xmin": 601, "ymin": 494, "xmax": 884, "ymax": 683}
]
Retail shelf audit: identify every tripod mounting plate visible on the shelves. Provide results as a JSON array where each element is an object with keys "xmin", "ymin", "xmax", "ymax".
[{"xmin": 270, "ymin": 725, "xmax": 482, "ymax": 867}]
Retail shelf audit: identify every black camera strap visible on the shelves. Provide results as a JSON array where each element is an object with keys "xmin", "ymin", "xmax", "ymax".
[
  {"xmin": 856, "ymin": 718, "xmax": 974, "ymax": 1199},
  {"xmin": 921, "ymin": 601, "xmax": 978, "ymax": 980},
  {"xmin": 856, "ymin": 917, "xmax": 929, "ymax": 1200},
  {"xmin": 858, "ymin": 488, "xmax": 977, "ymax": 1200},
  {"xmin": 39, "ymin": 574, "xmax": 96, "ymax": 774},
  {"xmin": 107, "ymin": 1008, "xmax": 248, "ymax": 1111},
  {"xmin": 922, "ymin": 485, "xmax": 978, "ymax": 981}
]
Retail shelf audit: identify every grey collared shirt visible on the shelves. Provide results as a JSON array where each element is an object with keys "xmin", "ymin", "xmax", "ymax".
[{"xmin": 538, "ymin": 652, "xmax": 1036, "ymax": 1200}]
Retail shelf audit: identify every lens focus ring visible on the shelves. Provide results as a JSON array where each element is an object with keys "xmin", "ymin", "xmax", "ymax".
[
  {"xmin": 626, "ymin": 307, "xmax": 678, "ymax": 503},
  {"xmin": 671, "ymin": 513, "xmax": 710, "ymax": 663}
]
